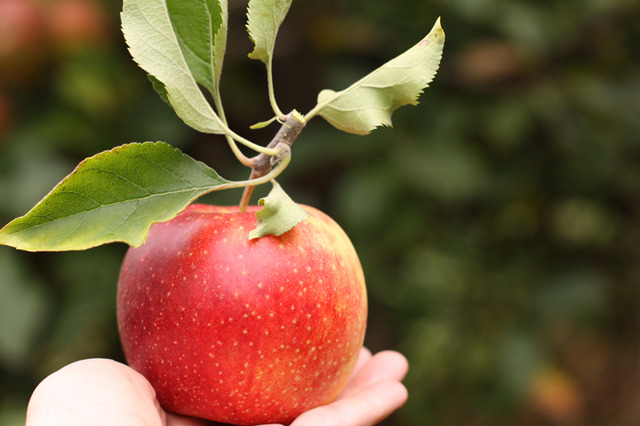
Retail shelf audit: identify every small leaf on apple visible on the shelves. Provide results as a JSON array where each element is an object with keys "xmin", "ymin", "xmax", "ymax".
[
  {"xmin": 248, "ymin": 181, "xmax": 309, "ymax": 240},
  {"xmin": 121, "ymin": 0, "xmax": 226, "ymax": 133},
  {"xmin": 308, "ymin": 18, "xmax": 445, "ymax": 135},
  {"xmin": 247, "ymin": 0, "xmax": 293, "ymax": 65},
  {"xmin": 0, "ymin": 142, "xmax": 230, "ymax": 251}
]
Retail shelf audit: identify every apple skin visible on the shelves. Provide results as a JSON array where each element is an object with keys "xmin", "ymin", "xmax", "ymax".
[{"xmin": 116, "ymin": 203, "xmax": 368, "ymax": 425}]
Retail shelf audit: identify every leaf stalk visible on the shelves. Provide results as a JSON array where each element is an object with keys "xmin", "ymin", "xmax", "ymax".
[{"xmin": 267, "ymin": 55, "xmax": 286, "ymax": 120}]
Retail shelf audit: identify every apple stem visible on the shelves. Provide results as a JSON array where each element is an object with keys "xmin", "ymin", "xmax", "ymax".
[
  {"xmin": 239, "ymin": 111, "xmax": 306, "ymax": 211},
  {"xmin": 238, "ymin": 169, "xmax": 260, "ymax": 212}
]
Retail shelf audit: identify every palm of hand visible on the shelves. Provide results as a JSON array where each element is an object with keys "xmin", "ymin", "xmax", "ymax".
[{"xmin": 26, "ymin": 348, "xmax": 408, "ymax": 426}]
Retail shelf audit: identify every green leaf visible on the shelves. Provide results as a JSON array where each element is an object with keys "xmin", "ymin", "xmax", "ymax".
[
  {"xmin": 250, "ymin": 116, "xmax": 278, "ymax": 129},
  {"xmin": 249, "ymin": 181, "xmax": 309, "ymax": 240},
  {"xmin": 310, "ymin": 18, "xmax": 445, "ymax": 135},
  {"xmin": 121, "ymin": 0, "xmax": 225, "ymax": 133},
  {"xmin": 0, "ymin": 142, "xmax": 231, "ymax": 252},
  {"xmin": 212, "ymin": 0, "xmax": 228, "ymax": 89},
  {"xmin": 148, "ymin": 74, "xmax": 170, "ymax": 105},
  {"xmin": 247, "ymin": 0, "xmax": 293, "ymax": 64},
  {"xmin": 164, "ymin": 0, "xmax": 221, "ymax": 93}
]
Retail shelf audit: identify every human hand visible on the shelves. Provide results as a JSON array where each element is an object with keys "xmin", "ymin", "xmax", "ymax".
[{"xmin": 26, "ymin": 347, "xmax": 408, "ymax": 426}]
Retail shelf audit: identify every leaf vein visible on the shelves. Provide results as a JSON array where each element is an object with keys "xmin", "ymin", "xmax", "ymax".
[{"xmin": 13, "ymin": 185, "xmax": 213, "ymax": 237}]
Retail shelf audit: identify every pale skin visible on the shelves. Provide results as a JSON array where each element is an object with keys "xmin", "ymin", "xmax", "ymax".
[{"xmin": 26, "ymin": 348, "xmax": 409, "ymax": 426}]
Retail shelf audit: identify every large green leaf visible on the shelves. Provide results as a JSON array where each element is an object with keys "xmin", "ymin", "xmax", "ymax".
[
  {"xmin": 121, "ymin": 0, "xmax": 225, "ymax": 133},
  {"xmin": 0, "ymin": 143, "xmax": 230, "ymax": 251},
  {"xmin": 309, "ymin": 18, "xmax": 445, "ymax": 135},
  {"xmin": 212, "ymin": 0, "xmax": 228, "ymax": 89},
  {"xmin": 165, "ymin": 0, "xmax": 225, "ymax": 94},
  {"xmin": 247, "ymin": 0, "xmax": 293, "ymax": 64}
]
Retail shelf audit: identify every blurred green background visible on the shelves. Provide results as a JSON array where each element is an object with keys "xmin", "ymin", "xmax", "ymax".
[{"xmin": 1, "ymin": 0, "xmax": 639, "ymax": 424}]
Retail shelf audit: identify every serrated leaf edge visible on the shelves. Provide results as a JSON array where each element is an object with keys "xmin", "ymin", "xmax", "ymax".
[{"xmin": 0, "ymin": 142, "xmax": 230, "ymax": 251}]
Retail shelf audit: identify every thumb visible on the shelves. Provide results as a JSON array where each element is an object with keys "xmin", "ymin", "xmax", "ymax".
[{"xmin": 26, "ymin": 358, "xmax": 166, "ymax": 426}]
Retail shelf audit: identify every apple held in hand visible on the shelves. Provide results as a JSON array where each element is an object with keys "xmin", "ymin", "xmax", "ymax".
[{"xmin": 116, "ymin": 203, "xmax": 367, "ymax": 425}]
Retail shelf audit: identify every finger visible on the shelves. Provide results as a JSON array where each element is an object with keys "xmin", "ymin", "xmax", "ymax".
[
  {"xmin": 338, "ymin": 350, "xmax": 409, "ymax": 399},
  {"xmin": 166, "ymin": 412, "xmax": 213, "ymax": 426},
  {"xmin": 26, "ymin": 358, "xmax": 166, "ymax": 426},
  {"xmin": 291, "ymin": 379, "xmax": 408, "ymax": 426},
  {"xmin": 347, "ymin": 347, "xmax": 373, "ymax": 383}
]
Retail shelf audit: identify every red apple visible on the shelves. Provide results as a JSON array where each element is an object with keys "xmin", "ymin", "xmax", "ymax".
[{"xmin": 116, "ymin": 203, "xmax": 368, "ymax": 425}]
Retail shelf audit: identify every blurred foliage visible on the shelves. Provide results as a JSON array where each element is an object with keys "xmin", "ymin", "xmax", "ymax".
[{"xmin": 1, "ymin": 0, "xmax": 640, "ymax": 425}]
